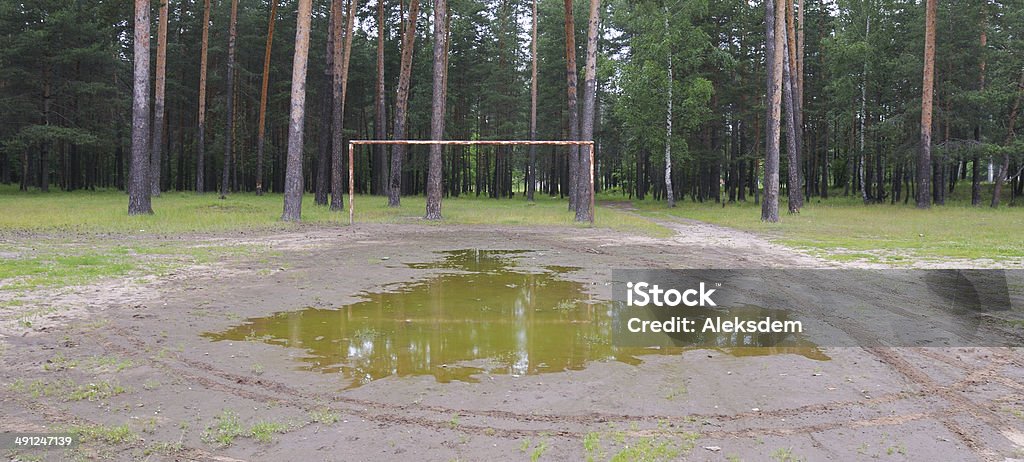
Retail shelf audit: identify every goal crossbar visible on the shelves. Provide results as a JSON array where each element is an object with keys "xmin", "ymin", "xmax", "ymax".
[{"xmin": 347, "ymin": 140, "xmax": 595, "ymax": 225}]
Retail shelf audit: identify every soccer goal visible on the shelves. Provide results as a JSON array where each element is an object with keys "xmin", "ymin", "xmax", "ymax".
[{"xmin": 347, "ymin": 140, "xmax": 596, "ymax": 225}]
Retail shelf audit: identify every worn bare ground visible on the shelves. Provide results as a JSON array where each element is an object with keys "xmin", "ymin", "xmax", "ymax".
[{"xmin": 1, "ymin": 215, "xmax": 1022, "ymax": 461}]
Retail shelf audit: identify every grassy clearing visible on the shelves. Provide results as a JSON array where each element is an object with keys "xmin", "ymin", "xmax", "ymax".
[
  {"xmin": 0, "ymin": 185, "xmax": 669, "ymax": 237},
  {"xmin": 626, "ymin": 191, "xmax": 1024, "ymax": 262},
  {"xmin": 0, "ymin": 236, "xmax": 260, "ymax": 292}
]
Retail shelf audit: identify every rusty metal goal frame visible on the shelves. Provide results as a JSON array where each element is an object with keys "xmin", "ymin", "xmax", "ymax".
[{"xmin": 347, "ymin": 140, "xmax": 596, "ymax": 225}]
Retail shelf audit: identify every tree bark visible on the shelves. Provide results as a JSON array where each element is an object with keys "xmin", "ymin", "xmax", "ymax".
[
  {"xmin": 388, "ymin": 0, "xmax": 420, "ymax": 207},
  {"xmin": 860, "ymin": 14, "xmax": 869, "ymax": 204},
  {"xmin": 762, "ymin": 0, "xmax": 784, "ymax": 222},
  {"xmin": 130, "ymin": 0, "xmax": 153, "ymax": 215},
  {"xmin": 785, "ymin": 0, "xmax": 803, "ymax": 209},
  {"xmin": 256, "ymin": 0, "xmax": 279, "ymax": 196},
  {"xmin": 576, "ymin": 0, "xmax": 599, "ymax": 221},
  {"xmin": 374, "ymin": 0, "xmax": 388, "ymax": 196},
  {"xmin": 425, "ymin": 0, "xmax": 448, "ymax": 220},
  {"xmin": 917, "ymin": 0, "xmax": 936, "ymax": 208},
  {"xmin": 973, "ymin": 13, "xmax": 986, "ymax": 206},
  {"xmin": 150, "ymin": 0, "xmax": 169, "ymax": 197},
  {"xmin": 196, "ymin": 0, "xmax": 211, "ymax": 193},
  {"xmin": 331, "ymin": 0, "xmax": 359, "ymax": 211},
  {"xmin": 527, "ymin": 0, "xmax": 539, "ymax": 202},
  {"xmin": 41, "ymin": 68, "xmax": 51, "ymax": 193},
  {"xmin": 220, "ymin": 0, "xmax": 239, "ymax": 199},
  {"xmin": 663, "ymin": 5, "xmax": 674, "ymax": 208},
  {"xmin": 317, "ymin": 11, "xmax": 335, "ymax": 206},
  {"xmin": 782, "ymin": 36, "xmax": 800, "ymax": 213},
  {"xmin": 282, "ymin": 0, "xmax": 314, "ymax": 221},
  {"xmin": 564, "ymin": 0, "xmax": 580, "ymax": 212}
]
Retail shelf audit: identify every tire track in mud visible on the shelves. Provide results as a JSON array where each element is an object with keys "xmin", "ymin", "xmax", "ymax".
[
  {"xmin": 865, "ymin": 347, "xmax": 1020, "ymax": 460},
  {"xmin": 94, "ymin": 326, "xmax": 1020, "ymax": 449},
  {"xmin": 0, "ymin": 390, "xmax": 251, "ymax": 462},
  {"xmin": 20, "ymin": 221, "xmax": 1016, "ymax": 457},
  {"xmin": 624, "ymin": 210, "xmax": 1024, "ymax": 458}
]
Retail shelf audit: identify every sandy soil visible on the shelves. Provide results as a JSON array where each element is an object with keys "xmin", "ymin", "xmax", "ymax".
[{"xmin": 1, "ymin": 217, "xmax": 1022, "ymax": 461}]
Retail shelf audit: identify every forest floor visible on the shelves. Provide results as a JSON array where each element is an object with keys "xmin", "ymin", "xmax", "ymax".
[{"xmin": 1, "ymin": 196, "xmax": 1023, "ymax": 461}]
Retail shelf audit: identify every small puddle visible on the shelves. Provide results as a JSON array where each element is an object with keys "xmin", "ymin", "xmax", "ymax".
[{"xmin": 204, "ymin": 250, "xmax": 825, "ymax": 387}]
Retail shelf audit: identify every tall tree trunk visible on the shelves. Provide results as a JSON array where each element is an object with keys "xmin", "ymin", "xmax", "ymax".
[
  {"xmin": 150, "ymin": 0, "xmax": 169, "ymax": 197},
  {"xmin": 40, "ymin": 67, "xmax": 51, "ymax": 193},
  {"xmin": 256, "ymin": 0, "xmax": 278, "ymax": 196},
  {"xmin": 576, "ymin": 0, "xmax": 599, "ymax": 221},
  {"xmin": 972, "ymin": 13, "xmax": 986, "ymax": 206},
  {"xmin": 196, "ymin": 0, "xmax": 210, "ymax": 193},
  {"xmin": 564, "ymin": 0, "xmax": 580, "ymax": 212},
  {"xmin": 388, "ymin": 0, "xmax": 421, "ymax": 207},
  {"xmin": 220, "ymin": 0, "xmax": 239, "ymax": 199},
  {"xmin": 426, "ymin": 0, "xmax": 448, "ymax": 220},
  {"xmin": 992, "ymin": 70, "xmax": 1024, "ymax": 208},
  {"xmin": 860, "ymin": 14, "xmax": 870, "ymax": 204},
  {"xmin": 527, "ymin": 0, "xmax": 538, "ymax": 202},
  {"xmin": 130, "ymin": 0, "xmax": 153, "ymax": 215},
  {"xmin": 782, "ymin": 35, "xmax": 800, "ymax": 213},
  {"xmin": 317, "ymin": 13, "xmax": 335, "ymax": 207},
  {"xmin": 282, "ymin": 0, "xmax": 314, "ymax": 221},
  {"xmin": 331, "ymin": 0, "xmax": 359, "ymax": 211},
  {"xmin": 917, "ymin": 0, "xmax": 936, "ymax": 208},
  {"xmin": 663, "ymin": 5, "xmax": 674, "ymax": 208},
  {"xmin": 374, "ymin": 0, "xmax": 388, "ymax": 196},
  {"xmin": 785, "ymin": 0, "xmax": 803, "ymax": 211},
  {"xmin": 796, "ymin": 0, "xmax": 804, "ymax": 113},
  {"xmin": 762, "ymin": 0, "xmax": 784, "ymax": 222}
]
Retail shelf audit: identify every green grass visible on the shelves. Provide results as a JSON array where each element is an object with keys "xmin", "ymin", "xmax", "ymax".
[
  {"xmin": 70, "ymin": 423, "xmax": 137, "ymax": 445},
  {"xmin": 201, "ymin": 410, "xmax": 244, "ymax": 447},
  {"xmin": 629, "ymin": 192, "xmax": 1024, "ymax": 262},
  {"xmin": 5, "ymin": 185, "xmax": 1020, "ymax": 262},
  {"xmin": 247, "ymin": 421, "xmax": 290, "ymax": 443},
  {"xmin": 0, "ymin": 185, "xmax": 670, "ymax": 237},
  {"xmin": 0, "ymin": 253, "xmax": 136, "ymax": 290},
  {"xmin": 8, "ymin": 378, "xmax": 127, "ymax": 402},
  {"xmin": 0, "ymin": 234, "xmax": 259, "ymax": 291}
]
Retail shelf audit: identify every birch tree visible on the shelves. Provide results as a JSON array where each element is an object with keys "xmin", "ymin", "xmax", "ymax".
[{"xmin": 663, "ymin": 5, "xmax": 674, "ymax": 208}]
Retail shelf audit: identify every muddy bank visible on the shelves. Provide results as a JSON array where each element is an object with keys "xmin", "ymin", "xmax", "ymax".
[{"xmin": 1, "ymin": 221, "xmax": 1022, "ymax": 461}]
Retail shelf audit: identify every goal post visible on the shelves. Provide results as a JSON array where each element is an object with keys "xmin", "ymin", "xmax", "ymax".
[{"xmin": 347, "ymin": 140, "xmax": 596, "ymax": 225}]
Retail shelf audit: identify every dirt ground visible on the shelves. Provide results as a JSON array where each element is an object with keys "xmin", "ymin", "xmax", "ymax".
[{"xmin": 1, "ymin": 214, "xmax": 1023, "ymax": 461}]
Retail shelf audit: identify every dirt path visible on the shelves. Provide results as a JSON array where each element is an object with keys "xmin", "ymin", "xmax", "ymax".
[{"xmin": 1, "ymin": 219, "xmax": 1021, "ymax": 461}]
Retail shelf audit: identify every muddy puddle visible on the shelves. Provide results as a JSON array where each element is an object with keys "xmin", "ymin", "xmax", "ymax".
[{"xmin": 205, "ymin": 250, "xmax": 826, "ymax": 387}]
